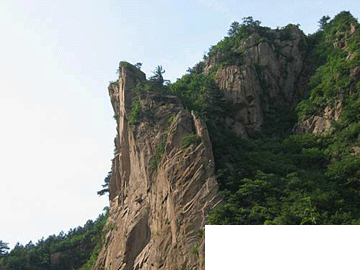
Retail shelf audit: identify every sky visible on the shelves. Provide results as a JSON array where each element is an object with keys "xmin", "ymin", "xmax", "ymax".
[{"xmin": 0, "ymin": 0, "xmax": 359, "ymax": 249}]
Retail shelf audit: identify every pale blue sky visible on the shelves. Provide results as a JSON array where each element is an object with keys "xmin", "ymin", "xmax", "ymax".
[{"xmin": 0, "ymin": 0, "xmax": 359, "ymax": 249}]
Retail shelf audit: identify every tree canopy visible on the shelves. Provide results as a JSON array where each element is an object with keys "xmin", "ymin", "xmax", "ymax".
[
  {"xmin": 149, "ymin": 65, "xmax": 166, "ymax": 86},
  {"xmin": 241, "ymin": 16, "xmax": 261, "ymax": 27},
  {"xmin": 318, "ymin": 15, "xmax": 330, "ymax": 30},
  {"xmin": 0, "ymin": 212, "xmax": 108, "ymax": 270},
  {"xmin": 228, "ymin": 21, "xmax": 240, "ymax": 36}
]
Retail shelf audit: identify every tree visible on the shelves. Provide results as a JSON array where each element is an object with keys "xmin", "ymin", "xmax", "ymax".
[
  {"xmin": 187, "ymin": 61, "xmax": 205, "ymax": 75},
  {"xmin": 13, "ymin": 242, "xmax": 23, "ymax": 250},
  {"xmin": 228, "ymin": 21, "xmax": 240, "ymax": 36},
  {"xmin": 0, "ymin": 240, "xmax": 9, "ymax": 256},
  {"xmin": 84, "ymin": 220, "xmax": 95, "ymax": 230},
  {"xmin": 242, "ymin": 16, "xmax": 261, "ymax": 27},
  {"xmin": 149, "ymin": 65, "xmax": 169, "ymax": 86},
  {"xmin": 319, "ymin": 15, "xmax": 330, "ymax": 30},
  {"xmin": 97, "ymin": 171, "xmax": 111, "ymax": 196},
  {"xmin": 25, "ymin": 241, "xmax": 35, "ymax": 250},
  {"xmin": 134, "ymin": 62, "xmax": 142, "ymax": 70}
]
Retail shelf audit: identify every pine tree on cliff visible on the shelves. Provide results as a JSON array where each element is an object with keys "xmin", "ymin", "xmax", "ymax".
[
  {"xmin": 228, "ymin": 21, "xmax": 240, "ymax": 36},
  {"xmin": 149, "ymin": 65, "xmax": 169, "ymax": 87},
  {"xmin": 241, "ymin": 16, "xmax": 261, "ymax": 27},
  {"xmin": 318, "ymin": 15, "xmax": 330, "ymax": 30},
  {"xmin": 134, "ymin": 62, "xmax": 142, "ymax": 70},
  {"xmin": 97, "ymin": 171, "xmax": 111, "ymax": 196}
]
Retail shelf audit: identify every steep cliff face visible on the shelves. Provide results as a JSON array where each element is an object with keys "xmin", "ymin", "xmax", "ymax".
[
  {"xmin": 206, "ymin": 26, "xmax": 310, "ymax": 137},
  {"xmin": 95, "ymin": 62, "xmax": 219, "ymax": 270}
]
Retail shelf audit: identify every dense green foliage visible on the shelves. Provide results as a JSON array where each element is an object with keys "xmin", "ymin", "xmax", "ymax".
[
  {"xmin": 207, "ymin": 129, "xmax": 360, "ymax": 224},
  {"xmin": 297, "ymin": 12, "xmax": 360, "ymax": 120},
  {"xmin": 115, "ymin": 12, "xmax": 360, "ymax": 226},
  {"xmin": 169, "ymin": 73, "xmax": 223, "ymax": 116},
  {"xmin": 207, "ymin": 12, "xmax": 360, "ymax": 225},
  {"xmin": 122, "ymin": 12, "xmax": 360, "ymax": 225},
  {"xmin": 165, "ymin": 12, "xmax": 360, "ymax": 225},
  {"xmin": 0, "ymin": 212, "xmax": 108, "ymax": 270}
]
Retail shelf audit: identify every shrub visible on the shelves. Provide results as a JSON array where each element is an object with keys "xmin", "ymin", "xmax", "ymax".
[
  {"xmin": 180, "ymin": 134, "xmax": 201, "ymax": 150},
  {"xmin": 150, "ymin": 139, "xmax": 166, "ymax": 172},
  {"xmin": 169, "ymin": 73, "xmax": 221, "ymax": 116},
  {"xmin": 190, "ymin": 245, "xmax": 199, "ymax": 257},
  {"xmin": 128, "ymin": 96, "xmax": 141, "ymax": 125}
]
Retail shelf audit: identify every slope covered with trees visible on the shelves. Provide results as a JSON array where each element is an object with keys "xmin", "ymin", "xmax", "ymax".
[
  {"xmin": 201, "ymin": 11, "xmax": 360, "ymax": 224},
  {"xmin": 134, "ymin": 11, "xmax": 360, "ymax": 225}
]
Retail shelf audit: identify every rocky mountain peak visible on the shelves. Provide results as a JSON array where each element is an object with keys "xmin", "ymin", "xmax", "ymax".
[
  {"xmin": 96, "ymin": 62, "xmax": 220, "ymax": 270},
  {"xmin": 205, "ymin": 25, "xmax": 309, "ymax": 137}
]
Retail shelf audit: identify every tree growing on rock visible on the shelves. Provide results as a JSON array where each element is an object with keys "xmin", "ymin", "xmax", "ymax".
[
  {"xmin": 150, "ymin": 65, "xmax": 165, "ymax": 85},
  {"xmin": 134, "ymin": 62, "xmax": 143, "ymax": 70},
  {"xmin": 242, "ymin": 16, "xmax": 261, "ymax": 27},
  {"xmin": 97, "ymin": 171, "xmax": 111, "ymax": 196},
  {"xmin": 228, "ymin": 21, "xmax": 240, "ymax": 36},
  {"xmin": 319, "ymin": 15, "xmax": 330, "ymax": 30},
  {"xmin": 149, "ymin": 65, "xmax": 170, "ymax": 87}
]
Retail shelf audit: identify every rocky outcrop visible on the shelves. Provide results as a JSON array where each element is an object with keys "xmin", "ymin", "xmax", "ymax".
[
  {"xmin": 295, "ymin": 102, "xmax": 342, "ymax": 134},
  {"xmin": 206, "ymin": 27, "xmax": 310, "ymax": 137},
  {"xmin": 95, "ymin": 62, "xmax": 220, "ymax": 270}
]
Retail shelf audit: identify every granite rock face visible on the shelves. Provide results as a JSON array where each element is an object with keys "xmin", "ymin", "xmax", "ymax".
[
  {"xmin": 206, "ymin": 27, "xmax": 310, "ymax": 137},
  {"xmin": 95, "ymin": 62, "xmax": 220, "ymax": 270}
]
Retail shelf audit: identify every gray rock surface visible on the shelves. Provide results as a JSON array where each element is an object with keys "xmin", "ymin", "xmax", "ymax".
[{"xmin": 206, "ymin": 27, "xmax": 309, "ymax": 137}]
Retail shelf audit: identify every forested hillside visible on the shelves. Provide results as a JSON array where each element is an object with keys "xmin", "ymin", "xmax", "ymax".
[
  {"xmin": 131, "ymin": 11, "xmax": 360, "ymax": 225},
  {"xmin": 0, "ymin": 212, "xmax": 107, "ymax": 270},
  {"xmin": 194, "ymin": 11, "xmax": 360, "ymax": 224}
]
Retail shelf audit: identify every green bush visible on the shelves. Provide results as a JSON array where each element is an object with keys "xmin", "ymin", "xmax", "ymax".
[
  {"xmin": 128, "ymin": 96, "xmax": 141, "ymax": 125},
  {"xmin": 150, "ymin": 138, "xmax": 166, "ymax": 172},
  {"xmin": 190, "ymin": 245, "xmax": 199, "ymax": 257},
  {"xmin": 169, "ymin": 73, "xmax": 221, "ymax": 116},
  {"xmin": 180, "ymin": 134, "xmax": 201, "ymax": 150}
]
